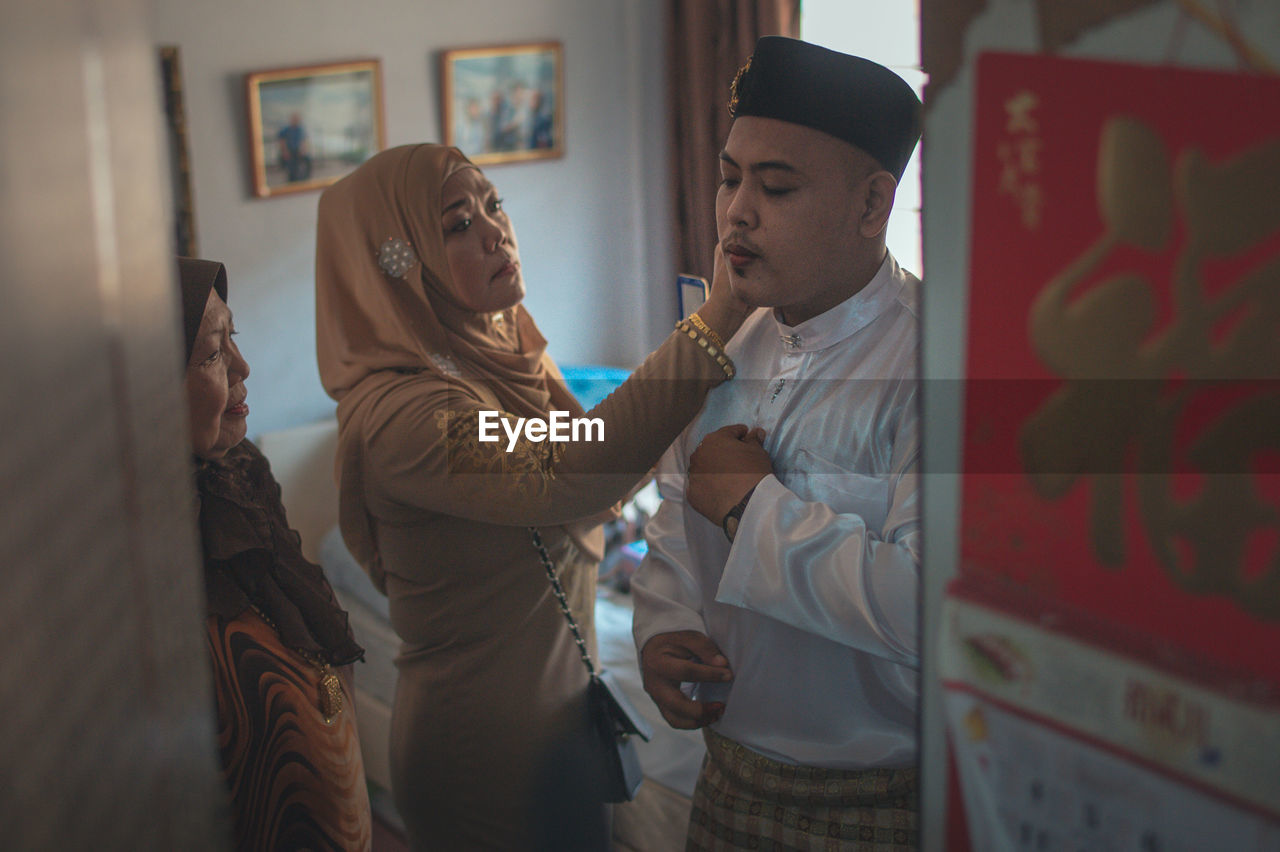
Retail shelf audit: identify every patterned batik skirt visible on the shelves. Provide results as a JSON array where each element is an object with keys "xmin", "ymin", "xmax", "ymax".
[
  {"xmin": 206, "ymin": 612, "xmax": 372, "ymax": 852},
  {"xmin": 686, "ymin": 729, "xmax": 917, "ymax": 852}
]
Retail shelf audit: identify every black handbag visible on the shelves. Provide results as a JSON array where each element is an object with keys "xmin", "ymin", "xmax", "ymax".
[{"xmin": 530, "ymin": 528, "xmax": 653, "ymax": 802}]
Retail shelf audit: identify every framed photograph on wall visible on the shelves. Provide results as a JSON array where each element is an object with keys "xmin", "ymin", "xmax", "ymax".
[
  {"xmin": 244, "ymin": 59, "xmax": 386, "ymax": 198},
  {"xmin": 440, "ymin": 42, "xmax": 563, "ymax": 166}
]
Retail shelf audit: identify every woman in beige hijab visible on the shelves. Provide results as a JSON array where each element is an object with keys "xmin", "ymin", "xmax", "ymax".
[{"xmin": 315, "ymin": 144, "xmax": 749, "ymax": 850}]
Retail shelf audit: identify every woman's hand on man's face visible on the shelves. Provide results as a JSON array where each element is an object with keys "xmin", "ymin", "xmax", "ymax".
[{"xmin": 697, "ymin": 243, "xmax": 755, "ymax": 345}]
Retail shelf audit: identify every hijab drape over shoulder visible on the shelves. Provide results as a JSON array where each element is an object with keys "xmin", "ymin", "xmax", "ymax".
[
  {"xmin": 315, "ymin": 144, "xmax": 585, "ymax": 588},
  {"xmin": 197, "ymin": 442, "xmax": 363, "ymax": 667}
]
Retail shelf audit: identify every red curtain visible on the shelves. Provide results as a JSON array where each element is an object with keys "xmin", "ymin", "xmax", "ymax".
[{"xmin": 667, "ymin": 0, "xmax": 799, "ymax": 283}]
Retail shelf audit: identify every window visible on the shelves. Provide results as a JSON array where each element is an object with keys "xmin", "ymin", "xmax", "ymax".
[{"xmin": 801, "ymin": 1, "xmax": 925, "ymax": 276}]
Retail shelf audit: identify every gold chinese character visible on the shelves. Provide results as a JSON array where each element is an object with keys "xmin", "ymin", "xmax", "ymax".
[
  {"xmin": 1017, "ymin": 137, "xmax": 1042, "ymax": 174},
  {"xmin": 1004, "ymin": 90, "xmax": 1039, "ymax": 134},
  {"xmin": 1021, "ymin": 115, "xmax": 1280, "ymax": 620}
]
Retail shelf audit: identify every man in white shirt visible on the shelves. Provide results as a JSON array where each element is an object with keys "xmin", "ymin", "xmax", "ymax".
[{"xmin": 631, "ymin": 37, "xmax": 922, "ymax": 850}]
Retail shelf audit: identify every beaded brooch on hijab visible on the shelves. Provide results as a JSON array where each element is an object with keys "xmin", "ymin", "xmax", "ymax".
[{"xmin": 377, "ymin": 237, "xmax": 418, "ymax": 279}]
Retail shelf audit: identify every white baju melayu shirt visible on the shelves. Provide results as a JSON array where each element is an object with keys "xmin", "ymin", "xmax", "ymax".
[{"xmin": 632, "ymin": 252, "xmax": 920, "ymax": 770}]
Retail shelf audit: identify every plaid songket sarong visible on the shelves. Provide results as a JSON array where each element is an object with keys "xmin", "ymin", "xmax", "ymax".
[{"xmin": 685, "ymin": 730, "xmax": 918, "ymax": 851}]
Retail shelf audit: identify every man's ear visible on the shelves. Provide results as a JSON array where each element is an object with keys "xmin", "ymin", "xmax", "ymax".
[{"xmin": 858, "ymin": 171, "xmax": 898, "ymax": 239}]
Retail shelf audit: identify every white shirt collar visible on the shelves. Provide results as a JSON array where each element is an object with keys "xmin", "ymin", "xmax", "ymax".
[{"xmin": 771, "ymin": 252, "xmax": 904, "ymax": 353}]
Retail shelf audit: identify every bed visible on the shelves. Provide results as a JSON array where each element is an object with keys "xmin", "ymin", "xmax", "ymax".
[{"xmin": 256, "ymin": 373, "xmax": 704, "ymax": 850}]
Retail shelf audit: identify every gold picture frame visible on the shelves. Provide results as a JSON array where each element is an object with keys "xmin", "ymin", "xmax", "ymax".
[
  {"xmin": 244, "ymin": 59, "xmax": 386, "ymax": 198},
  {"xmin": 440, "ymin": 42, "xmax": 564, "ymax": 166}
]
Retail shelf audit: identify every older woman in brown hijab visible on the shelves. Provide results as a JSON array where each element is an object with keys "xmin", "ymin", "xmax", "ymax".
[
  {"xmin": 179, "ymin": 257, "xmax": 371, "ymax": 852},
  {"xmin": 314, "ymin": 144, "xmax": 750, "ymax": 849}
]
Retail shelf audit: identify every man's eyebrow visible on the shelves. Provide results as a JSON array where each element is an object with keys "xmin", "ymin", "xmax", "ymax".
[{"xmin": 719, "ymin": 151, "xmax": 799, "ymax": 175}]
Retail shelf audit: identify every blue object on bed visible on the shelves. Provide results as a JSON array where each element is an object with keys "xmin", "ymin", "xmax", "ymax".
[{"xmin": 559, "ymin": 364, "xmax": 629, "ymax": 410}]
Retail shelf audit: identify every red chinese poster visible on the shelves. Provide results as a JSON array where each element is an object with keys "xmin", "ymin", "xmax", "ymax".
[{"xmin": 943, "ymin": 52, "xmax": 1280, "ymax": 848}]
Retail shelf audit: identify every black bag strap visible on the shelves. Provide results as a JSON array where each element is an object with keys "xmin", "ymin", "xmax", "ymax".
[
  {"xmin": 529, "ymin": 527, "xmax": 598, "ymax": 679},
  {"xmin": 532, "ymin": 528, "xmax": 654, "ymax": 746}
]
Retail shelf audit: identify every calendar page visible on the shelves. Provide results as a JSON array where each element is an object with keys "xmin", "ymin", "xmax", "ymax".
[{"xmin": 941, "ymin": 596, "xmax": 1279, "ymax": 850}]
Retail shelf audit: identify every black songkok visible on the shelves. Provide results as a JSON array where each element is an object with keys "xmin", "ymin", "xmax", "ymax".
[{"xmin": 729, "ymin": 36, "xmax": 922, "ymax": 181}]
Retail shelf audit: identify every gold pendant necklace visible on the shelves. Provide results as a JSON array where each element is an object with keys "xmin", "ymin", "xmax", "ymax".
[
  {"xmin": 314, "ymin": 664, "xmax": 344, "ymax": 725},
  {"xmin": 249, "ymin": 606, "xmax": 343, "ymax": 725}
]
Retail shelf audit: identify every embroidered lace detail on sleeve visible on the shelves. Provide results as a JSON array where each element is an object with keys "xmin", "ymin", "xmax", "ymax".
[{"xmin": 433, "ymin": 409, "xmax": 560, "ymax": 497}]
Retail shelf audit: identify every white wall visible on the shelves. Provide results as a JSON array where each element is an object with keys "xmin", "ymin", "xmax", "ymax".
[{"xmin": 151, "ymin": 0, "xmax": 674, "ymax": 436}]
